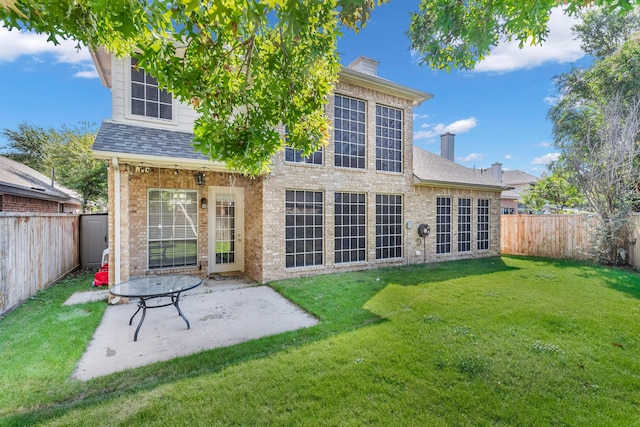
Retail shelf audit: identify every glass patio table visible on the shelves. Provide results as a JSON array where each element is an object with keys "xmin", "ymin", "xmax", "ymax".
[{"xmin": 109, "ymin": 275, "xmax": 202, "ymax": 341}]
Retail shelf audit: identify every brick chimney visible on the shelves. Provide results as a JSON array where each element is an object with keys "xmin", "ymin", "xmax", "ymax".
[
  {"xmin": 491, "ymin": 162, "xmax": 503, "ymax": 182},
  {"xmin": 441, "ymin": 133, "xmax": 455, "ymax": 161},
  {"xmin": 348, "ymin": 56, "xmax": 379, "ymax": 76}
]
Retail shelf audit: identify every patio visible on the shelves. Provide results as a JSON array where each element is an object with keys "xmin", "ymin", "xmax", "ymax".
[{"xmin": 68, "ymin": 277, "xmax": 318, "ymax": 381}]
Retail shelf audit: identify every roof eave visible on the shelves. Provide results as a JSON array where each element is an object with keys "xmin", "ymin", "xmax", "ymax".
[
  {"xmin": 413, "ymin": 175, "xmax": 510, "ymax": 192},
  {"xmin": 0, "ymin": 183, "xmax": 75, "ymax": 203},
  {"xmin": 339, "ymin": 67, "xmax": 433, "ymax": 106},
  {"xmin": 90, "ymin": 47, "xmax": 112, "ymax": 88},
  {"xmin": 93, "ymin": 150, "xmax": 238, "ymax": 173}
]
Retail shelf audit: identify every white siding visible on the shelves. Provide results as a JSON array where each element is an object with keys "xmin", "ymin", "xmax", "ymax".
[{"xmin": 109, "ymin": 54, "xmax": 197, "ymax": 132}]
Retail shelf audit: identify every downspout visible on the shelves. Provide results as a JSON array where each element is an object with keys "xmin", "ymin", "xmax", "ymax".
[{"xmin": 112, "ymin": 157, "xmax": 121, "ymax": 284}]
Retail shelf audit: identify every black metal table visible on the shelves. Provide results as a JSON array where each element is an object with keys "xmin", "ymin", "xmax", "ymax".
[{"xmin": 109, "ymin": 275, "xmax": 202, "ymax": 341}]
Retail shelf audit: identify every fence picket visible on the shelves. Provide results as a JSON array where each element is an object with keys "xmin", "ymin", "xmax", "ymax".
[{"xmin": 0, "ymin": 214, "xmax": 79, "ymax": 315}]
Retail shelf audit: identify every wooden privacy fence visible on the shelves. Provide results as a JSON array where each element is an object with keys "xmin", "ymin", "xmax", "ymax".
[
  {"xmin": 500, "ymin": 214, "xmax": 598, "ymax": 260},
  {"xmin": 0, "ymin": 213, "xmax": 80, "ymax": 315}
]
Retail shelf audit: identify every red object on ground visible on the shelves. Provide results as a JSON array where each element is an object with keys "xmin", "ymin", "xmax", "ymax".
[{"xmin": 93, "ymin": 263, "xmax": 109, "ymax": 287}]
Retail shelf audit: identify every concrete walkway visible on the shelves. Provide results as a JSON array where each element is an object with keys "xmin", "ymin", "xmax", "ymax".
[{"xmin": 70, "ymin": 278, "xmax": 318, "ymax": 381}]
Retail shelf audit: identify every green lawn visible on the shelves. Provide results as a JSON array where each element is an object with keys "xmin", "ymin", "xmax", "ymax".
[{"xmin": 1, "ymin": 257, "xmax": 639, "ymax": 426}]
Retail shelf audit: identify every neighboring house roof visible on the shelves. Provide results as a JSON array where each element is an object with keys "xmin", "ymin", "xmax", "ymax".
[
  {"xmin": 92, "ymin": 120, "xmax": 227, "ymax": 171},
  {"xmin": 502, "ymin": 170, "xmax": 539, "ymax": 186},
  {"xmin": 0, "ymin": 155, "xmax": 82, "ymax": 204},
  {"xmin": 413, "ymin": 147, "xmax": 510, "ymax": 191}
]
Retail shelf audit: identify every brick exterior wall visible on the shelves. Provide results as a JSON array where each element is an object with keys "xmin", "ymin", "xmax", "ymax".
[
  {"xmin": 106, "ymin": 81, "xmax": 501, "ymax": 286},
  {"xmin": 107, "ymin": 163, "xmax": 264, "ymax": 285},
  {"xmin": 0, "ymin": 194, "xmax": 80, "ymax": 213},
  {"xmin": 257, "ymin": 81, "xmax": 501, "ymax": 283}
]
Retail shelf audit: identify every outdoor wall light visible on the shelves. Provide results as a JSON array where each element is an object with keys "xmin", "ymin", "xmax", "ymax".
[
  {"xmin": 194, "ymin": 171, "xmax": 206, "ymax": 186},
  {"xmin": 201, "ymin": 197, "xmax": 208, "ymax": 209}
]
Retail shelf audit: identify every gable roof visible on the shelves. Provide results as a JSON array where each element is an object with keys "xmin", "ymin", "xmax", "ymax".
[
  {"xmin": 0, "ymin": 156, "xmax": 82, "ymax": 204},
  {"xmin": 502, "ymin": 170, "xmax": 539, "ymax": 185},
  {"xmin": 412, "ymin": 147, "xmax": 510, "ymax": 191},
  {"xmin": 92, "ymin": 120, "xmax": 227, "ymax": 171}
]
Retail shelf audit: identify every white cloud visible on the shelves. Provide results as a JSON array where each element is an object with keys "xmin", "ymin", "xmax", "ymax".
[
  {"xmin": 0, "ymin": 27, "xmax": 96, "ymax": 77},
  {"xmin": 473, "ymin": 8, "xmax": 584, "ymax": 73},
  {"xmin": 459, "ymin": 153, "xmax": 485, "ymax": 162},
  {"xmin": 544, "ymin": 95, "xmax": 560, "ymax": 106},
  {"xmin": 537, "ymin": 141, "xmax": 553, "ymax": 147},
  {"xmin": 413, "ymin": 113, "xmax": 430, "ymax": 120},
  {"xmin": 414, "ymin": 117, "xmax": 478, "ymax": 140},
  {"xmin": 531, "ymin": 152, "xmax": 560, "ymax": 165},
  {"xmin": 504, "ymin": 154, "xmax": 513, "ymax": 160}
]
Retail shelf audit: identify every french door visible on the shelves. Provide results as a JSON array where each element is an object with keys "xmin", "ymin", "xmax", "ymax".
[{"xmin": 208, "ymin": 187, "xmax": 244, "ymax": 274}]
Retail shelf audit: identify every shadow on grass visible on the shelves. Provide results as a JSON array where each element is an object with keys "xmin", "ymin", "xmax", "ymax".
[
  {"xmin": 2, "ymin": 256, "xmax": 518, "ymax": 426},
  {"xmin": 578, "ymin": 263, "xmax": 640, "ymax": 300}
]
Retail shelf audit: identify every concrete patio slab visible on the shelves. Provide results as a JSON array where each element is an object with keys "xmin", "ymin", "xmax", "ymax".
[{"xmin": 72, "ymin": 279, "xmax": 318, "ymax": 381}]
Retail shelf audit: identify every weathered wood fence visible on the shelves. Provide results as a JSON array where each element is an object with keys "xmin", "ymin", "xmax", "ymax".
[
  {"xmin": 501, "ymin": 213, "xmax": 640, "ymax": 269},
  {"xmin": 0, "ymin": 213, "xmax": 80, "ymax": 316}
]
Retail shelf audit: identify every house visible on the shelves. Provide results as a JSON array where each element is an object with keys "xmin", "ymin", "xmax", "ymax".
[
  {"xmin": 500, "ymin": 170, "xmax": 539, "ymax": 213},
  {"xmin": 0, "ymin": 155, "xmax": 82, "ymax": 213},
  {"xmin": 472, "ymin": 161, "xmax": 538, "ymax": 214},
  {"xmin": 91, "ymin": 50, "xmax": 509, "ymax": 285}
]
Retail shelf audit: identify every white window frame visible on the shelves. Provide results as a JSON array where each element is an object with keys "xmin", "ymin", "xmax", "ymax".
[
  {"xmin": 125, "ymin": 57, "xmax": 177, "ymax": 125},
  {"xmin": 147, "ymin": 188, "xmax": 198, "ymax": 270}
]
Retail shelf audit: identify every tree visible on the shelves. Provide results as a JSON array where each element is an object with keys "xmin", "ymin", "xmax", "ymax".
[
  {"xmin": 1, "ymin": 123, "xmax": 52, "ymax": 172},
  {"xmin": 407, "ymin": 0, "xmax": 640, "ymax": 71},
  {"xmin": 3, "ymin": 0, "xmax": 638, "ymax": 175},
  {"xmin": 1, "ymin": 0, "xmax": 383, "ymax": 176},
  {"xmin": 522, "ymin": 172, "xmax": 585, "ymax": 214},
  {"xmin": 549, "ymin": 12, "xmax": 640, "ymax": 264},
  {"xmin": 1, "ymin": 122, "xmax": 107, "ymax": 212},
  {"xmin": 49, "ymin": 124, "xmax": 108, "ymax": 212}
]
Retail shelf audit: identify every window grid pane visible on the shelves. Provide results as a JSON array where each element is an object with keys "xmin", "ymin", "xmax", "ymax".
[
  {"xmin": 334, "ymin": 192, "xmax": 366, "ymax": 264},
  {"xmin": 458, "ymin": 198, "xmax": 471, "ymax": 252},
  {"xmin": 334, "ymin": 94, "xmax": 366, "ymax": 169},
  {"xmin": 375, "ymin": 104, "xmax": 403, "ymax": 172},
  {"xmin": 285, "ymin": 190, "xmax": 324, "ymax": 268},
  {"xmin": 436, "ymin": 196, "xmax": 452, "ymax": 254},
  {"xmin": 375, "ymin": 194, "xmax": 403, "ymax": 260},
  {"xmin": 477, "ymin": 199, "xmax": 490, "ymax": 250},
  {"xmin": 215, "ymin": 194, "xmax": 236, "ymax": 265},
  {"xmin": 148, "ymin": 189, "xmax": 198, "ymax": 269},
  {"xmin": 131, "ymin": 58, "xmax": 173, "ymax": 120},
  {"xmin": 284, "ymin": 146, "xmax": 323, "ymax": 165}
]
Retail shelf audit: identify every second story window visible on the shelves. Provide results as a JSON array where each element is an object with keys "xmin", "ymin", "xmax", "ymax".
[
  {"xmin": 334, "ymin": 94, "xmax": 366, "ymax": 169},
  {"xmin": 376, "ymin": 104, "xmax": 403, "ymax": 172},
  {"xmin": 131, "ymin": 58, "xmax": 173, "ymax": 120}
]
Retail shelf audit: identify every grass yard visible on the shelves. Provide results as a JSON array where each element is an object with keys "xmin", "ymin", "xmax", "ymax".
[{"xmin": 1, "ymin": 256, "xmax": 639, "ymax": 425}]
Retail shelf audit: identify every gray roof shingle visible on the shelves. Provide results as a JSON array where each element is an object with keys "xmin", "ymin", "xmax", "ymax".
[
  {"xmin": 93, "ymin": 120, "xmax": 207, "ymax": 161},
  {"xmin": 413, "ymin": 146, "xmax": 508, "ymax": 191},
  {"xmin": 0, "ymin": 155, "xmax": 81, "ymax": 203}
]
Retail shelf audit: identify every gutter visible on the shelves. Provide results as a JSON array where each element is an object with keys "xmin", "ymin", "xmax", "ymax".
[
  {"xmin": 413, "ymin": 175, "xmax": 513, "ymax": 192},
  {"xmin": 93, "ymin": 150, "xmax": 232, "ymax": 173},
  {"xmin": 0, "ymin": 183, "xmax": 73, "ymax": 203}
]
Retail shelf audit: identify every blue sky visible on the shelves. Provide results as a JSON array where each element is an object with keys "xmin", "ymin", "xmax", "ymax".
[{"xmin": 0, "ymin": 2, "xmax": 592, "ymax": 176}]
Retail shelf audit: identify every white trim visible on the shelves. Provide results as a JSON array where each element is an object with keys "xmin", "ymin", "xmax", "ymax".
[
  {"xmin": 208, "ymin": 186, "xmax": 245, "ymax": 274},
  {"xmin": 93, "ymin": 150, "xmax": 231, "ymax": 172},
  {"xmin": 124, "ymin": 57, "xmax": 178, "ymax": 126},
  {"xmin": 113, "ymin": 157, "xmax": 121, "ymax": 284}
]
